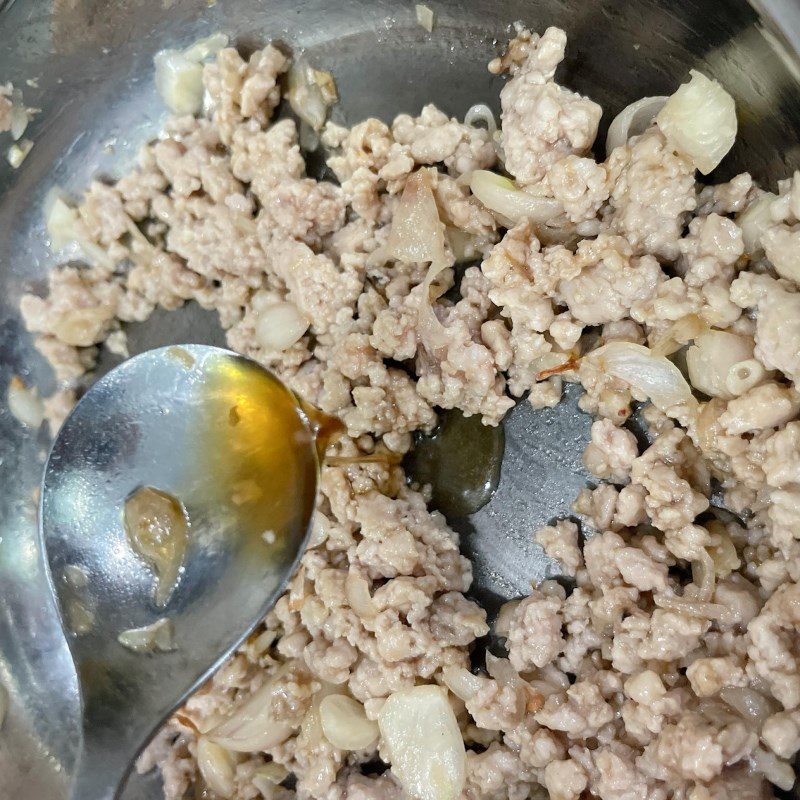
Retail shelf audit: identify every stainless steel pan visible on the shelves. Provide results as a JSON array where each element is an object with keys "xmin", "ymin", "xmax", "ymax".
[{"xmin": 2, "ymin": 1, "xmax": 799, "ymax": 797}]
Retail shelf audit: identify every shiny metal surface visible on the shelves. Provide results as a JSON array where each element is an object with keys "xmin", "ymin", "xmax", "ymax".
[
  {"xmin": 40, "ymin": 345, "xmax": 318, "ymax": 799},
  {"xmin": 1, "ymin": 1, "xmax": 799, "ymax": 799}
]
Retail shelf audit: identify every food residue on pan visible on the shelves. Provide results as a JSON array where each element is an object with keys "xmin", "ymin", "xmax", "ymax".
[{"xmin": 118, "ymin": 617, "xmax": 176, "ymax": 653}]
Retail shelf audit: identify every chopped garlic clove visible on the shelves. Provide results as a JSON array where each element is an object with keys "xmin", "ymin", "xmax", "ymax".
[
  {"xmin": 154, "ymin": 33, "xmax": 229, "ymax": 115},
  {"xmin": 197, "ymin": 736, "xmax": 236, "ymax": 799},
  {"xmin": 378, "ymin": 685, "xmax": 465, "ymax": 800},
  {"xmin": 255, "ymin": 302, "xmax": 309, "ymax": 351},
  {"xmin": 345, "ymin": 573, "xmax": 378, "ymax": 621},
  {"xmin": 208, "ymin": 672, "xmax": 296, "ymax": 752},
  {"xmin": 7, "ymin": 376, "xmax": 44, "ymax": 429},
  {"xmin": 441, "ymin": 666, "xmax": 484, "ymax": 702},
  {"xmin": 319, "ymin": 694, "xmax": 379, "ymax": 750},
  {"xmin": 251, "ymin": 762, "xmax": 289, "ymax": 794},
  {"xmin": 287, "ymin": 62, "xmax": 338, "ymax": 131},
  {"xmin": 6, "ymin": 138, "xmax": 32, "ymax": 168}
]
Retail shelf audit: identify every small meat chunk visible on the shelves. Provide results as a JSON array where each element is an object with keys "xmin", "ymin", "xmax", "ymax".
[
  {"xmin": 582, "ymin": 419, "xmax": 639, "ymax": 483},
  {"xmin": 506, "ymin": 590, "xmax": 564, "ymax": 670},
  {"xmin": 534, "ymin": 520, "xmax": 582, "ymax": 577},
  {"xmin": 747, "ymin": 581, "xmax": 800, "ymax": 709},
  {"xmin": 730, "ymin": 272, "xmax": 800, "ymax": 384},
  {"xmin": 605, "ymin": 129, "xmax": 697, "ymax": 261},
  {"xmin": 559, "ymin": 235, "xmax": 663, "ymax": 326},
  {"xmin": 495, "ymin": 27, "xmax": 602, "ymax": 185},
  {"xmin": 392, "ymin": 103, "xmax": 496, "ymax": 176}
]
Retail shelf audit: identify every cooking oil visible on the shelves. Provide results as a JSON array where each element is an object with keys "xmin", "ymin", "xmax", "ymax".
[{"xmin": 405, "ymin": 409, "xmax": 504, "ymax": 518}]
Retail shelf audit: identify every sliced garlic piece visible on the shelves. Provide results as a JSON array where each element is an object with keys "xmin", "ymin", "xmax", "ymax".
[
  {"xmin": 208, "ymin": 671, "xmax": 298, "ymax": 752},
  {"xmin": 197, "ymin": 736, "xmax": 236, "ymax": 799},
  {"xmin": 378, "ymin": 685, "xmax": 465, "ymax": 800},
  {"xmin": 255, "ymin": 302, "xmax": 309, "ymax": 351},
  {"xmin": 320, "ymin": 694, "xmax": 379, "ymax": 751}
]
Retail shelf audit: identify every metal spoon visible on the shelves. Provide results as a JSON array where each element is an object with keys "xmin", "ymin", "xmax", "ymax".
[{"xmin": 39, "ymin": 345, "xmax": 325, "ymax": 800}]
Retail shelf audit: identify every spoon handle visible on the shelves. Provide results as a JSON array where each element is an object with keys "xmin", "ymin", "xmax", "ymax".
[
  {"xmin": 71, "ymin": 736, "xmax": 132, "ymax": 800},
  {"xmin": 69, "ymin": 667, "xmax": 156, "ymax": 800}
]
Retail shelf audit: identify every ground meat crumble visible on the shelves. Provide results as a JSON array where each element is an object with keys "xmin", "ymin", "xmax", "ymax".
[{"xmin": 15, "ymin": 24, "xmax": 800, "ymax": 800}]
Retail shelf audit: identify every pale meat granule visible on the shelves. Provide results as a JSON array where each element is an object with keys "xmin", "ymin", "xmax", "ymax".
[{"xmin": 17, "ymin": 23, "xmax": 800, "ymax": 800}]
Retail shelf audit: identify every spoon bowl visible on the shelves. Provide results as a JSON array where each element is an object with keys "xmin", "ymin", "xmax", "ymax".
[{"xmin": 39, "ymin": 345, "xmax": 321, "ymax": 800}]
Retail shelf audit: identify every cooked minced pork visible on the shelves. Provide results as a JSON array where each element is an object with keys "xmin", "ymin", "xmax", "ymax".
[{"xmin": 18, "ymin": 22, "xmax": 800, "ymax": 800}]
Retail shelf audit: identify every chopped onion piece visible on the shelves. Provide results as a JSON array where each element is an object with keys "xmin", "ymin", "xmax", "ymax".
[
  {"xmin": 208, "ymin": 672, "xmax": 297, "ymax": 752},
  {"xmin": 656, "ymin": 70, "xmax": 737, "ymax": 174},
  {"xmin": 441, "ymin": 666, "xmax": 483, "ymax": 702},
  {"xmin": 388, "ymin": 170, "xmax": 453, "ymax": 352},
  {"xmin": 181, "ymin": 32, "xmax": 229, "ymax": 62},
  {"xmin": 64, "ymin": 564, "xmax": 89, "ymax": 590},
  {"xmin": 378, "ymin": 685, "xmax": 465, "ymax": 800},
  {"xmin": 345, "ymin": 573, "xmax": 377, "ymax": 621},
  {"xmin": 415, "ymin": 4, "xmax": 435, "ymax": 32},
  {"xmin": 388, "ymin": 170, "xmax": 447, "ymax": 265},
  {"xmin": 588, "ymin": 341, "xmax": 696, "ymax": 413},
  {"xmin": 287, "ymin": 61, "xmax": 338, "ymax": 131},
  {"xmin": 197, "ymin": 736, "xmax": 236, "ymax": 799},
  {"xmin": 7, "ymin": 376, "xmax": 44, "ymax": 429},
  {"xmin": 655, "ymin": 593, "xmax": 726, "ymax": 619},
  {"xmin": 252, "ymin": 762, "xmax": 289, "ymax": 793},
  {"xmin": 154, "ymin": 53, "xmax": 203, "ymax": 115},
  {"xmin": 685, "ymin": 330, "xmax": 756, "ymax": 399},
  {"xmin": 494, "ymin": 599, "xmax": 521, "ymax": 638},
  {"xmin": 750, "ymin": 747, "xmax": 795, "ymax": 791},
  {"xmin": 690, "ymin": 552, "xmax": 716, "ymax": 601},
  {"xmin": 464, "ymin": 104, "xmax": 496, "ymax": 134},
  {"xmin": 694, "ymin": 397, "xmax": 726, "ymax": 454},
  {"xmin": 606, "ymin": 96, "xmax": 667, "ymax": 155},
  {"xmin": 67, "ymin": 598, "xmax": 95, "ymax": 635},
  {"xmin": 6, "ymin": 139, "xmax": 32, "ymax": 168},
  {"xmin": 485, "ymin": 654, "xmax": 525, "ymax": 688},
  {"xmin": 43, "ymin": 190, "xmax": 114, "ymax": 268},
  {"xmin": 469, "ymin": 170, "xmax": 562, "ymax": 227},
  {"xmin": 154, "ymin": 33, "xmax": 229, "ymax": 115},
  {"xmin": 737, "ymin": 192, "xmax": 777, "ymax": 256},
  {"xmin": 650, "ymin": 314, "xmax": 708, "ymax": 357},
  {"xmin": 320, "ymin": 694, "xmax": 379, "ymax": 751},
  {"xmin": 255, "ymin": 302, "xmax": 309, "ymax": 351},
  {"xmin": 117, "ymin": 617, "xmax": 176, "ymax": 653},
  {"xmin": 445, "ymin": 227, "xmax": 480, "ymax": 263}
]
